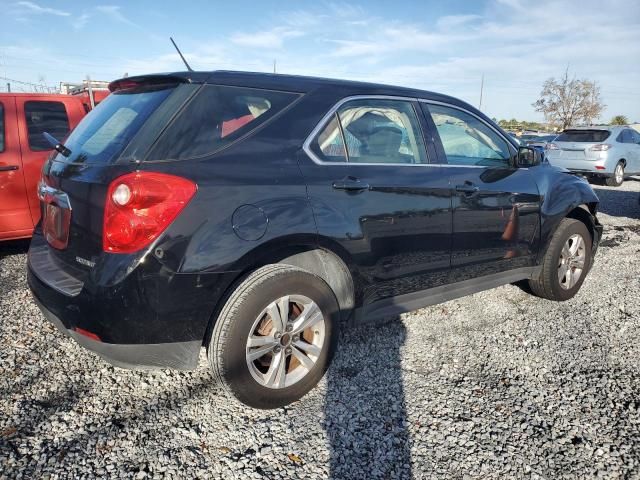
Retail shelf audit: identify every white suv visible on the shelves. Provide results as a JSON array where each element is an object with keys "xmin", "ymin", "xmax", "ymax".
[{"xmin": 546, "ymin": 126, "xmax": 640, "ymax": 186}]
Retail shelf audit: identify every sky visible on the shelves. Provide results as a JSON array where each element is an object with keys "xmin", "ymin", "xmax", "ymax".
[{"xmin": 1, "ymin": 0, "xmax": 639, "ymax": 122}]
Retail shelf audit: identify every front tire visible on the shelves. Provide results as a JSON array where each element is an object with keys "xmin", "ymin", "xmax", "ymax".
[
  {"xmin": 208, "ymin": 264, "xmax": 339, "ymax": 409},
  {"xmin": 605, "ymin": 161, "xmax": 624, "ymax": 187},
  {"xmin": 528, "ymin": 218, "xmax": 592, "ymax": 301}
]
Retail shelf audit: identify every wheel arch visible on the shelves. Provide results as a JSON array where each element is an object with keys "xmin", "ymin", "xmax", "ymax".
[
  {"xmin": 538, "ymin": 201, "xmax": 600, "ymax": 265},
  {"xmin": 566, "ymin": 203, "xmax": 598, "ymax": 243},
  {"xmin": 202, "ymin": 235, "xmax": 357, "ymax": 346}
]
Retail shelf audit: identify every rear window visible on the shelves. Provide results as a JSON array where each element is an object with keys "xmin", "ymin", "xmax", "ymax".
[
  {"xmin": 556, "ymin": 130, "xmax": 610, "ymax": 143},
  {"xmin": 0, "ymin": 103, "xmax": 4, "ymax": 152},
  {"xmin": 52, "ymin": 85, "xmax": 176, "ymax": 164},
  {"xmin": 25, "ymin": 101, "xmax": 70, "ymax": 151},
  {"xmin": 147, "ymin": 85, "xmax": 300, "ymax": 161}
]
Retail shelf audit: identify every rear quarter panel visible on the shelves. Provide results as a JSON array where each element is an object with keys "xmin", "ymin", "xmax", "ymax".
[{"xmin": 145, "ymin": 117, "xmax": 318, "ymax": 276}]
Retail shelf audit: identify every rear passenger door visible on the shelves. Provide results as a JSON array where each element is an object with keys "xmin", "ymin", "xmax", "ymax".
[
  {"xmin": 15, "ymin": 98, "xmax": 73, "ymax": 226},
  {"xmin": 300, "ymin": 96, "xmax": 451, "ymax": 306},
  {"xmin": 421, "ymin": 102, "xmax": 541, "ymax": 282},
  {"xmin": 0, "ymin": 97, "xmax": 33, "ymax": 237}
]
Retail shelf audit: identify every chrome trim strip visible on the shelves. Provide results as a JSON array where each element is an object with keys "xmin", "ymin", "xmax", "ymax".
[
  {"xmin": 418, "ymin": 99, "xmax": 519, "ymax": 154},
  {"xmin": 301, "ymin": 94, "xmax": 519, "ymax": 168},
  {"xmin": 302, "ymin": 94, "xmax": 424, "ymax": 167}
]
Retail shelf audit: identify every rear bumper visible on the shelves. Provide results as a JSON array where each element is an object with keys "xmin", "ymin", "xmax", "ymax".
[
  {"xmin": 547, "ymin": 155, "xmax": 614, "ymax": 175},
  {"xmin": 31, "ymin": 293, "xmax": 200, "ymax": 370},
  {"xmin": 27, "ymin": 231, "xmax": 232, "ymax": 370}
]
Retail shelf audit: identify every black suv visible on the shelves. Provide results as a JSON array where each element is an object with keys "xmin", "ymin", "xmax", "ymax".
[{"xmin": 28, "ymin": 71, "xmax": 603, "ymax": 408}]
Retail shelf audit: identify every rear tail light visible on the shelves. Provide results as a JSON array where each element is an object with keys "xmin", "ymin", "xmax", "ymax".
[
  {"xmin": 589, "ymin": 144, "xmax": 611, "ymax": 151},
  {"xmin": 595, "ymin": 166, "xmax": 606, "ymax": 170},
  {"xmin": 545, "ymin": 143, "xmax": 559, "ymax": 150},
  {"xmin": 103, "ymin": 172, "xmax": 197, "ymax": 254}
]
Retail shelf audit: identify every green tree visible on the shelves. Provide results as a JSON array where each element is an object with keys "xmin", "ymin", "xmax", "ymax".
[{"xmin": 610, "ymin": 115, "xmax": 629, "ymax": 125}]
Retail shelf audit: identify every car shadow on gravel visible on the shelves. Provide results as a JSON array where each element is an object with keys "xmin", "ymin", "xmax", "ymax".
[
  {"xmin": 0, "ymin": 240, "xmax": 30, "ymax": 261},
  {"xmin": 324, "ymin": 318, "xmax": 411, "ymax": 479},
  {"xmin": 593, "ymin": 187, "xmax": 640, "ymax": 219}
]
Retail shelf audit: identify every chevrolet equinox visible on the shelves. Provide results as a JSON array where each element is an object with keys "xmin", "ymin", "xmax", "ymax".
[{"xmin": 28, "ymin": 71, "xmax": 603, "ymax": 408}]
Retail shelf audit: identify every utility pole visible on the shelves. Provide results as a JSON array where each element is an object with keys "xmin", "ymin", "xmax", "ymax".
[
  {"xmin": 273, "ymin": 59, "xmax": 276, "ymax": 74},
  {"xmin": 6, "ymin": 82, "xmax": 9, "ymax": 93},
  {"xmin": 478, "ymin": 73, "xmax": 484, "ymax": 111}
]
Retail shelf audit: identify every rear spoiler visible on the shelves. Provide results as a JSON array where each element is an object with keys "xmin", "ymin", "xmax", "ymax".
[{"xmin": 108, "ymin": 74, "xmax": 191, "ymax": 92}]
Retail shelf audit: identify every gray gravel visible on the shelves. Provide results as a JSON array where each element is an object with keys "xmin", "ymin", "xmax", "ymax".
[{"xmin": 1, "ymin": 178, "xmax": 639, "ymax": 479}]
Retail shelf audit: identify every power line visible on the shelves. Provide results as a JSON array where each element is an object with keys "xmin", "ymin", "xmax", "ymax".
[{"xmin": 0, "ymin": 75, "xmax": 57, "ymax": 92}]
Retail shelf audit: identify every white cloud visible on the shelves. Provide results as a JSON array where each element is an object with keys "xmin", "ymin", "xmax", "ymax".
[
  {"xmin": 95, "ymin": 5, "xmax": 139, "ymax": 28},
  {"xmin": 15, "ymin": 1, "xmax": 70, "ymax": 17},
  {"xmin": 73, "ymin": 13, "xmax": 90, "ymax": 30},
  {"xmin": 4, "ymin": 0, "xmax": 639, "ymax": 121},
  {"xmin": 230, "ymin": 27, "xmax": 304, "ymax": 49},
  {"xmin": 436, "ymin": 14, "xmax": 481, "ymax": 29}
]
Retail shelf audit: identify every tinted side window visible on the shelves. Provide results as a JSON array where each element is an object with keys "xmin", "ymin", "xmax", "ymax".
[
  {"xmin": 310, "ymin": 113, "xmax": 347, "ymax": 162},
  {"xmin": 616, "ymin": 130, "xmax": 630, "ymax": 143},
  {"xmin": 427, "ymin": 104, "xmax": 511, "ymax": 167},
  {"xmin": 630, "ymin": 129, "xmax": 640, "ymax": 144},
  {"xmin": 0, "ymin": 103, "xmax": 4, "ymax": 152},
  {"xmin": 25, "ymin": 101, "xmax": 70, "ymax": 151},
  {"xmin": 621, "ymin": 129, "xmax": 636, "ymax": 143},
  {"xmin": 148, "ymin": 85, "xmax": 299, "ymax": 161},
  {"xmin": 336, "ymin": 99, "xmax": 427, "ymax": 164}
]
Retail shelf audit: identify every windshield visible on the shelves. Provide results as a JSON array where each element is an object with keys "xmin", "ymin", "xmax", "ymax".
[
  {"xmin": 556, "ymin": 130, "xmax": 610, "ymax": 143},
  {"xmin": 51, "ymin": 84, "xmax": 176, "ymax": 164}
]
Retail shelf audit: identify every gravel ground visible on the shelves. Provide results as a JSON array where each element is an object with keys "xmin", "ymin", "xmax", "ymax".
[{"xmin": 1, "ymin": 178, "xmax": 639, "ymax": 479}]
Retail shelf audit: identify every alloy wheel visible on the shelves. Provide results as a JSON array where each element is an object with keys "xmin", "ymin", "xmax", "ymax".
[
  {"xmin": 245, "ymin": 295, "xmax": 326, "ymax": 389},
  {"xmin": 615, "ymin": 164, "xmax": 624, "ymax": 185},
  {"xmin": 557, "ymin": 233, "xmax": 586, "ymax": 290}
]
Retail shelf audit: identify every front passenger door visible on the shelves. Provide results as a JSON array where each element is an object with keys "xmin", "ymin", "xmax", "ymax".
[{"xmin": 421, "ymin": 102, "xmax": 541, "ymax": 282}]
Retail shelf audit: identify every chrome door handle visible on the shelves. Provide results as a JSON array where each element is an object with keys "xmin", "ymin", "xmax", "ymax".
[
  {"xmin": 455, "ymin": 183, "xmax": 480, "ymax": 194},
  {"xmin": 332, "ymin": 177, "xmax": 370, "ymax": 192}
]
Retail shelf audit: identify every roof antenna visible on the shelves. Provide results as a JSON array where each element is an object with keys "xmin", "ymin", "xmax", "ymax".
[{"xmin": 170, "ymin": 37, "xmax": 193, "ymax": 72}]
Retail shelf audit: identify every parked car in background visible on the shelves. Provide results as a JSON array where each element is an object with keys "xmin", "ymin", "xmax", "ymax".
[
  {"xmin": 546, "ymin": 126, "xmax": 640, "ymax": 186},
  {"xmin": 525, "ymin": 134, "xmax": 557, "ymax": 149},
  {"xmin": 0, "ymin": 89, "xmax": 108, "ymax": 240},
  {"xmin": 28, "ymin": 71, "xmax": 602, "ymax": 409},
  {"xmin": 516, "ymin": 134, "xmax": 540, "ymax": 144}
]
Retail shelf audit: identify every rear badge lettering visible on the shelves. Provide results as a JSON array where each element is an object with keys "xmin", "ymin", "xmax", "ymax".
[{"xmin": 75, "ymin": 256, "xmax": 96, "ymax": 268}]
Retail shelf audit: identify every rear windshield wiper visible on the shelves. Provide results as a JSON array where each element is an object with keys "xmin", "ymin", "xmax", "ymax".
[{"xmin": 43, "ymin": 132, "xmax": 72, "ymax": 158}]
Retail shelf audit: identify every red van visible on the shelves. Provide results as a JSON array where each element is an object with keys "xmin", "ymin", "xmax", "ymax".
[{"xmin": 0, "ymin": 93, "xmax": 92, "ymax": 240}]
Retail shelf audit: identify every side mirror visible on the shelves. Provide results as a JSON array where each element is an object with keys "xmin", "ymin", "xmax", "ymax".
[{"xmin": 517, "ymin": 146, "xmax": 542, "ymax": 167}]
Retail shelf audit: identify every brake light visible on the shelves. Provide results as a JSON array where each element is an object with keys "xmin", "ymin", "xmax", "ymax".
[
  {"xmin": 595, "ymin": 166, "xmax": 606, "ymax": 170},
  {"xmin": 589, "ymin": 144, "xmax": 611, "ymax": 151},
  {"xmin": 103, "ymin": 172, "xmax": 197, "ymax": 254},
  {"xmin": 545, "ymin": 143, "xmax": 559, "ymax": 150}
]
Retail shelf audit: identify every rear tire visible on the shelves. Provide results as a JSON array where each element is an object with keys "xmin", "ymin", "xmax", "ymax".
[
  {"xmin": 207, "ymin": 264, "xmax": 339, "ymax": 409},
  {"xmin": 528, "ymin": 218, "xmax": 592, "ymax": 301},
  {"xmin": 605, "ymin": 162, "xmax": 624, "ymax": 187}
]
